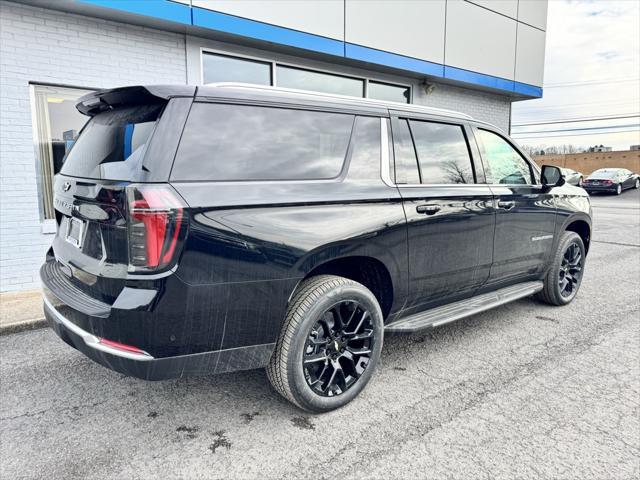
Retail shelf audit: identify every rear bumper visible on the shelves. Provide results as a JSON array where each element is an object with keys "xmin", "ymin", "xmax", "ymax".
[
  {"xmin": 44, "ymin": 297, "xmax": 274, "ymax": 380},
  {"xmin": 584, "ymin": 184, "xmax": 616, "ymax": 193}
]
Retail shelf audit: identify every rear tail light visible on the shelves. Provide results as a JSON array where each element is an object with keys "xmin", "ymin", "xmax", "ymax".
[
  {"xmin": 602, "ymin": 180, "xmax": 613, "ymax": 184},
  {"xmin": 98, "ymin": 337, "xmax": 152, "ymax": 357},
  {"xmin": 126, "ymin": 184, "xmax": 188, "ymax": 272}
]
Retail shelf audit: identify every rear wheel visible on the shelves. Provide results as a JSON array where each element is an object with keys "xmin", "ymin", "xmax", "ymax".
[
  {"xmin": 577, "ymin": 176, "xmax": 583, "ymax": 187},
  {"xmin": 615, "ymin": 183, "xmax": 622, "ymax": 195},
  {"xmin": 536, "ymin": 231, "xmax": 585, "ymax": 306},
  {"xmin": 634, "ymin": 178, "xmax": 640, "ymax": 189},
  {"xmin": 267, "ymin": 275, "xmax": 383, "ymax": 412}
]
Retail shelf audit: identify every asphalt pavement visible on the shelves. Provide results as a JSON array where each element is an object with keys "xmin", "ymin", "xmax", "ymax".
[{"xmin": 1, "ymin": 189, "xmax": 639, "ymax": 480}]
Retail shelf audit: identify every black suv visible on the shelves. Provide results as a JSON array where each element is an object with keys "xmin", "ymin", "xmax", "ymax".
[{"xmin": 41, "ymin": 85, "xmax": 592, "ymax": 412}]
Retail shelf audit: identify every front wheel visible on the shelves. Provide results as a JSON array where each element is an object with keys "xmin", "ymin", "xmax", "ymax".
[
  {"xmin": 578, "ymin": 176, "xmax": 583, "ymax": 187},
  {"xmin": 536, "ymin": 231, "xmax": 585, "ymax": 306},
  {"xmin": 267, "ymin": 275, "xmax": 384, "ymax": 412}
]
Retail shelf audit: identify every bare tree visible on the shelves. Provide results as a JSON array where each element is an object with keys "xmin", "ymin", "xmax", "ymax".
[
  {"xmin": 441, "ymin": 159, "xmax": 472, "ymax": 184},
  {"xmin": 521, "ymin": 143, "xmax": 583, "ymax": 156}
]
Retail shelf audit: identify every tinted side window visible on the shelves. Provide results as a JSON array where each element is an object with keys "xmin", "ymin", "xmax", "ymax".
[
  {"xmin": 476, "ymin": 129, "xmax": 533, "ymax": 185},
  {"xmin": 391, "ymin": 118, "xmax": 420, "ymax": 184},
  {"xmin": 348, "ymin": 116, "xmax": 381, "ymax": 180},
  {"xmin": 409, "ymin": 120, "xmax": 474, "ymax": 184},
  {"xmin": 172, "ymin": 104, "xmax": 354, "ymax": 181}
]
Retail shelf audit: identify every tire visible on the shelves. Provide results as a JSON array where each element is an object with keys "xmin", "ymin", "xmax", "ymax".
[
  {"xmin": 615, "ymin": 183, "xmax": 622, "ymax": 195},
  {"xmin": 634, "ymin": 178, "xmax": 640, "ymax": 189},
  {"xmin": 577, "ymin": 177, "xmax": 583, "ymax": 187},
  {"xmin": 536, "ymin": 231, "xmax": 585, "ymax": 306},
  {"xmin": 267, "ymin": 275, "xmax": 384, "ymax": 412}
]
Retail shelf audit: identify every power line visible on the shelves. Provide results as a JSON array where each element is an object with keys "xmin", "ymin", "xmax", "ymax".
[
  {"xmin": 512, "ymin": 128, "xmax": 640, "ymax": 139},
  {"xmin": 516, "ymin": 100, "xmax": 638, "ymax": 110},
  {"xmin": 512, "ymin": 114, "xmax": 640, "ymax": 127},
  {"xmin": 544, "ymin": 77, "xmax": 640, "ymax": 88},
  {"xmin": 544, "ymin": 76, "xmax": 639, "ymax": 86},
  {"xmin": 511, "ymin": 123, "xmax": 639, "ymax": 135}
]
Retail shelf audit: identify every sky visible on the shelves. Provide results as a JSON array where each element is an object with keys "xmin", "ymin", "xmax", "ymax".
[{"xmin": 511, "ymin": 0, "xmax": 640, "ymax": 152}]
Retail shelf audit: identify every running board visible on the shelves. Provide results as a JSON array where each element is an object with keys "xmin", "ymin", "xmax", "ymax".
[{"xmin": 385, "ymin": 281, "xmax": 543, "ymax": 334}]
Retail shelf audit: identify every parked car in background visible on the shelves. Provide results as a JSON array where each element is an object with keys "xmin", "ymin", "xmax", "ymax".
[
  {"xmin": 41, "ymin": 84, "xmax": 593, "ymax": 412},
  {"xmin": 583, "ymin": 168, "xmax": 640, "ymax": 195},
  {"xmin": 560, "ymin": 167, "xmax": 584, "ymax": 187}
]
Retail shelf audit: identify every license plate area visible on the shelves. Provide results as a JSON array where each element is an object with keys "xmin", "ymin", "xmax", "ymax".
[{"xmin": 66, "ymin": 217, "xmax": 85, "ymax": 248}]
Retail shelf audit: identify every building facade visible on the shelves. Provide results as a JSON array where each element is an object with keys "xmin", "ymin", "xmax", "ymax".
[
  {"xmin": 0, "ymin": 0, "xmax": 548, "ymax": 292},
  {"xmin": 533, "ymin": 150, "xmax": 640, "ymax": 176}
]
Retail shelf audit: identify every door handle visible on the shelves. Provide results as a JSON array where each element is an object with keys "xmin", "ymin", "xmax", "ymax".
[
  {"xmin": 497, "ymin": 200, "xmax": 515, "ymax": 210},
  {"xmin": 416, "ymin": 204, "xmax": 441, "ymax": 215}
]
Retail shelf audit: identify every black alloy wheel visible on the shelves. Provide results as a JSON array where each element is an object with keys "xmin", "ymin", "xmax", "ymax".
[
  {"xmin": 267, "ymin": 275, "xmax": 383, "ymax": 412},
  {"xmin": 536, "ymin": 231, "xmax": 586, "ymax": 306},
  {"xmin": 303, "ymin": 301, "xmax": 374, "ymax": 397},
  {"xmin": 558, "ymin": 241, "xmax": 583, "ymax": 299}
]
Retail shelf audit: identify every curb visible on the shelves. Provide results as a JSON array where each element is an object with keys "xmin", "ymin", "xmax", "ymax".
[{"xmin": 0, "ymin": 318, "xmax": 48, "ymax": 336}]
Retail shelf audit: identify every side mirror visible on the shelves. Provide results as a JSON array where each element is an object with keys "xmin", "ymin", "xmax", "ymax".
[{"xmin": 541, "ymin": 165, "xmax": 565, "ymax": 188}]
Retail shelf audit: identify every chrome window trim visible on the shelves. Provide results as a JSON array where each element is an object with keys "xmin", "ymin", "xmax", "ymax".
[
  {"xmin": 380, "ymin": 118, "xmax": 394, "ymax": 187},
  {"xmin": 395, "ymin": 183, "xmax": 491, "ymax": 188},
  {"xmin": 44, "ymin": 296, "xmax": 154, "ymax": 361}
]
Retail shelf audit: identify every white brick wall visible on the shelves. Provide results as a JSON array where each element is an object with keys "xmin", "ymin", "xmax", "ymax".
[
  {"xmin": 0, "ymin": 0, "xmax": 186, "ymax": 292},
  {"xmin": 415, "ymin": 82, "xmax": 511, "ymax": 132},
  {"xmin": 0, "ymin": 0, "xmax": 510, "ymax": 292}
]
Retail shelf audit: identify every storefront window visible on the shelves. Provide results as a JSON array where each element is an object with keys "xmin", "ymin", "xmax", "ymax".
[
  {"xmin": 203, "ymin": 52, "xmax": 272, "ymax": 85},
  {"xmin": 276, "ymin": 65, "xmax": 365, "ymax": 97},
  {"xmin": 368, "ymin": 81, "xmax": 411, "ymax": 103},
  {"xmin": 31, "ymin": 84, "xmax": 92, "ymax": 219},
  {"xmin": 200, "ymin": 50, "xmax": 411, "ymax": 105}
]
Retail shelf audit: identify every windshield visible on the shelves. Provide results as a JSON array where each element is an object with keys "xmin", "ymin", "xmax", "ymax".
[{"xmin": 61, "ymin": 104, "xmax": 163, "ymax": 180}]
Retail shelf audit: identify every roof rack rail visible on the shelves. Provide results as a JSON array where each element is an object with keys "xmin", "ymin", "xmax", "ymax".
[{"xmin": 202, "ymin": 82, "xmax": 474, "ymax": 120}]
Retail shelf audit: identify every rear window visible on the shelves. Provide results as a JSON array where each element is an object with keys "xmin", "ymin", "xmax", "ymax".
[
  {"xmin": 171, "ymin": 103, "xmax": 354, "ymax": 181},
  {"xmin": 589, "ymin": 170, "xmax": 618, "ymax": 179},
  {"xmin": 60, "ymin": 104, "xmax": 163, "ymax": 180}
]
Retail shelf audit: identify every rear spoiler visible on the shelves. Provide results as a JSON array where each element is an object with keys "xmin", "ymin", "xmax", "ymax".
[{"xmin": 76, "ymin": 85, "xmax": 196, "ymax": 116}]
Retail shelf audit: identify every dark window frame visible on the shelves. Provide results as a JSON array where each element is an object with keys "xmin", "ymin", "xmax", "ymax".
[
  {"xmin": 389, "ymin": 117, "xmax": 420, "ymax": 185},
  {"xmin": 389, "ymin": 115, "xmax": 479, "ymax": 186}
]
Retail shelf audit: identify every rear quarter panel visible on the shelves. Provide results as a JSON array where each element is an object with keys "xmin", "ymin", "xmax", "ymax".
[{"xmin": 172, "ymin": 179, "xmax": 408, "ymax": 350}]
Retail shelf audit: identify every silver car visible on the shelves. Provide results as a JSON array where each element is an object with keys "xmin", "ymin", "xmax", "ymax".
[{"xmin": 561, "ymin": 167, "xmax": 584, "ymax": 187}]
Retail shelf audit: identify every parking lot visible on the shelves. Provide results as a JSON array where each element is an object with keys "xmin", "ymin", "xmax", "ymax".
[{"xmin": 1, "ymin": 189, "xmax": 639, "ymax": 480}]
